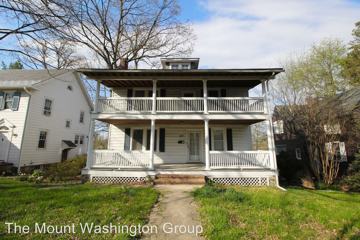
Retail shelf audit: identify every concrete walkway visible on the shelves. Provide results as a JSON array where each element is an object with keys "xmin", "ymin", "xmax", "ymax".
[{"xmin": 142, "ymin": 185, "xmax": 205, "ymax": 240}]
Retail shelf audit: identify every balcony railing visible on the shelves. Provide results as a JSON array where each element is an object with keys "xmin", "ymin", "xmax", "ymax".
[
  {"xmin": 91, "ymin": 150, "xmax": 273, "ymax": 169},
  {"xmin": 97, "ymin": 97, "xmax": 265, "ymax": 113},
  {"xmin": 209, "ymin": 151, "xmax": 272, "ymax": 169}
]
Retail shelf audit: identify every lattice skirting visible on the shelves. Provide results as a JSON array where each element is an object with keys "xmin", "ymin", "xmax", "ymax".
[
  {"xmin": 208, "ymin": 177, "xmax": 271, "ymax": 186},
  {"xmin": 91, "ymin": 176, "xmax": 147, "ymax": 184}
]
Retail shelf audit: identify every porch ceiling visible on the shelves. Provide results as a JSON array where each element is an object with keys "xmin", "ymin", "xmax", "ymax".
[
  {"xmin": 78, "ymin": 68, "xmax": 284, "ymax": 88},
  {"xmin": 100, "ymin": 119, "xmax": 263, "ymax": 125}
]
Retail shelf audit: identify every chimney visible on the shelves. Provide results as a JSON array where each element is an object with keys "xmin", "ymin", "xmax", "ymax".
[{"xmin": 119, "ymin": 58, "xmax": 128, "ymax": 70}]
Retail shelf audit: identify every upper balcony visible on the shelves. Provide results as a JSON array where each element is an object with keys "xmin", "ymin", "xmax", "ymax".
[{"xmin": 78, "ymin": 67, "xmax": 284, "ymax": 119}]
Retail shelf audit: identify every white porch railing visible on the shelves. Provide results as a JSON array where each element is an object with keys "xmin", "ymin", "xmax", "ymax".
[
  {"xmin": 96, "ymin": 97, "xmax": 265, "ymax": 113},
  {"xmin": 92, "ymin": 150, "xmax": 150, "ymax": 168},
  {"xmin": 208, "ymin": 97, "xmax": 264, "ymax": 112},
  {"xmin": 156, "ymin": 97, "xmax": 204, "ymax": 112},
  {"xmin": 97, "ymin": 97, "xmax": 153, "ymax": 113},
  {"xmin": 209, "ymin": 151, "xmax": 272, "ymax": 169}
]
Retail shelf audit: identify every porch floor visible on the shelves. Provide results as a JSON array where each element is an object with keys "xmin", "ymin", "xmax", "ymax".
[{"xmin": 154, "ymin": 163, "xmax": 205, "ymax": 171}]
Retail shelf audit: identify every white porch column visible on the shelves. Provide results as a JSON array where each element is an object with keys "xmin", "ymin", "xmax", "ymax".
[
  {"xmin": 203, "ymin": 80, "xmax": 208, "ymax": 114},
  {"xmin": 86, "ymin": 119, "xmax": 95, "ymax": 169},
  {"xmin": 152, "ymin": 80, "xmax": 157, "ymax": 114},
  {"xmin": 149, "ymin": 119, "xmax": 156, "ymax": 170},
  {"xmin": 86, "ymin": 80, "xmax": 100, "ymax": 169},
  {"xmin": 95, "ymin": 80, "xmax": 101, "ymax": 113},
  {"xmin": 263, "ymin": 80, "xmax": 277, "ymax": 170},
  {"xmin": 204, "ymin": 119, "xmax": 210, "ymax": 170}
]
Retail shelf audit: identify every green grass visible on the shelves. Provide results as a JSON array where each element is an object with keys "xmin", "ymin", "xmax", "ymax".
[
  {"xmin": 194, "ymin": 185, "xmax": 360, "ymax": 240},
  {"xmin": 0, "ymin": 178, "xmax": 158, "ymax": 239}
]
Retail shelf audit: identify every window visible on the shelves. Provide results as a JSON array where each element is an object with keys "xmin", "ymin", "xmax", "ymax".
[
  {"xmin": 4, "ymin": 93, "xmax": 13, "ymax": 109},
  {"xmin": 65, "ymin": 120, "xmax": 71, "ymax": 128},
  {"xmin": 79, "ymin": 135, "xmax": 84, "ymax": 145},
  {"xmin": 171, "ymin": 64, "xmax": 179, "ymax": 69},
  {"xmin": 181, "ymin": 64, "xmax": 190, "ymax": 69},
  {"xmin": 213, "ymin": 129, "xmax": 224, "ymax": 151},
  {"xmin": 74, "ymin": 135, "xmax": 79, "ymax": 145},
  {"xmin": 38, "ymin": 131, "xmax": 47, "ymax": 149},
  {"xmin": 273, "ymin": 120, "xmax": 284, "ymax": 134},
  {"xmin": 326, "ymin": 141, "xmax": 347, "ymax": 162},
  {"xmin": 43, "ymin": 99, "xmax": 52, "ymax": 116},
  {"xmin": 79, "ymin": 111, "xmax": 84, "ymax": 123},
  {"xmin": 132, "ymin": 129, "xmax": 144, "ymax": 150},
  {"xmin": 295, "ymin": 148, "xmax": 302, "ymax": 160}
]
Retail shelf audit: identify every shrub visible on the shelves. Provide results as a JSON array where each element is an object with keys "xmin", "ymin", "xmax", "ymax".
[
  {"xmin": 43, "ymin": 155, "xmax": 87, "ymax": 182},
  {"xmin": 341, "ymin": 153, "xmax": 360, "ymax": 192}
]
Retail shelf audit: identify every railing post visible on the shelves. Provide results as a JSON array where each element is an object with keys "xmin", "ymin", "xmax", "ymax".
[
  {"xmin": 95, "ymin": 80, "xmax": 101, "ymax": 113},
  {"xmin": 204, "ymin": 119, "xmax": 210, "ymax": 170},
  {"xmin": 203, "ymin": 80, "xmax": 208, "ymax": 114},
  {"xmin": 149, "ymin": 119, "xmax": 155, "ymax": 170},
  {"xmin": 86, "ymin": 118, "xmax": 95, "ymax": 169},
  {"xmin": 152, "ymin": 80, "xmax": 157, "ymax": 114}
]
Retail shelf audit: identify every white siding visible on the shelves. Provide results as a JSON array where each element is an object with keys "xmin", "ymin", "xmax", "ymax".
[
  {"xmin": 0, "ymin": 91, "xmax": 30, "ymax": 165},
  {"xmin": 106, "ymin": 123, "xmax": 252, "ymax": 164},
  {"xmin": 20, "ymin": 72, "xmax": 91, "ymax": 166}
]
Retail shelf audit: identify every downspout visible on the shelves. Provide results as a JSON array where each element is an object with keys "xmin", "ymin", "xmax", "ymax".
[
  {"xmin": 265, "ymin": 74, "xmax": 286, "ymax": 191},
  {"xmin": 17, "ymin": 87, "xmax": 32, "ymax": 173}
]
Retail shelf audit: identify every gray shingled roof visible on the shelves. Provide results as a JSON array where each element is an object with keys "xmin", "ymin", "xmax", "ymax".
[{"xmin": 0, "ymin": 69, "xmax": 70, "ymax": 88}]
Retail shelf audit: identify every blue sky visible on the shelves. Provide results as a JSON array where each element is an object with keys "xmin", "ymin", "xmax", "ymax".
[{"xmin": 2, "ymin": 0, "xmax": 360, "ymax": 68}]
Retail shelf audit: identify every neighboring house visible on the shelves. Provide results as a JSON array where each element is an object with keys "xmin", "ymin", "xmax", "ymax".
[
  {"xmin": 273, "ymin": 87, "xmax": 360, "ymax": 165},
  {"xmin": 80, "ymin": 58, "xmax": 283, "ymax": 186},
  {"xmin": 0, "ymin": 70, "xmax": 93, "ymax": 169}
]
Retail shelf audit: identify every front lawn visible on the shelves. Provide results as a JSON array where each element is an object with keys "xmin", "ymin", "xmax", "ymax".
[
  {"xmin": 194, "ymin": 185, "xmax": 360, "ymax": 240},
  {"xmin": 0, "ymin": 178, "xmax": 158, "ymax": 239}
]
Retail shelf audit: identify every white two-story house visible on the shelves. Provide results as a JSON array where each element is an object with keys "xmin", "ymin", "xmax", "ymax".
[
  {"xmin": 0, "ymin": 70, "xmax": 93, "ymax": 170},
  {"xmin": 80, "ymin": 58, "xmax": 283, "ymax": 186}
]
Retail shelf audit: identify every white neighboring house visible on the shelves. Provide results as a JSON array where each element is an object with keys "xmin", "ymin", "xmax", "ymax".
[
  {"xmin": 80, "ymin": 58, "xmax": 284, "ymax": 186},
  {"xmin": 0, "ymin": 70, "xmax": 93, "ymax": 169}
]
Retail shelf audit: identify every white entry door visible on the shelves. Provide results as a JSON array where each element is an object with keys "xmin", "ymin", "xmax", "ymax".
[
  {"xmin": 0, "ymin": 132, "xmax": 9, "ymax": 161},
  {"xmin": 188, "ymin": 131, "xmax": 201, "ymax": 162}
]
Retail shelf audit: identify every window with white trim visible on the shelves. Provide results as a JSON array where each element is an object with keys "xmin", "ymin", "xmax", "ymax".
[
  {"xmin": 213, "ymin": 129, "xmax": 224, "ymax": 151},
  {"xmin": 132, "ymin": 129, "xmax": 144, "ymax": 150},
  {"xmin": 43, "ymin": 99, "xmax": 52, "ymax": 116},
  {"xmin": 79, "ymin": 111, "xmax": 84, "ymax": 123},
  {"xmin": 74, "ymin": 135, "xmax": 79, "ymax": 145},
  {"xmin": 170, "ymin": 64, "xmax": 179, "ymax": 69},
  {"xmin": 4, "ymin": 93, "xmax": 13, "ymax": 109},
  {"xmin": 38, "ymin": 130, "xmax": 48, "ymax": 149},
  {"xmin": 273, "ymin": 120, "xmax": 284, "ymax": 134},
  {"xmin": 65, "ymin": 120, "xmax": 71, "ymax": 128},
  {"xmin": 79, "ymin": 135, "xmax": 84, "ymax": 145},
  {"xmin": 181, "ymin": 64, "xmax": 190, "ymax": 69}
]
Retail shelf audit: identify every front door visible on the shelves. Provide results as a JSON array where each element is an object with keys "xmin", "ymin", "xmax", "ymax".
[
  {"xmin": 0, "ymin": 132, "xmax": 9, "ymax": 161},
  {"xmin": 188, "ymin": 131, "xmax": 201, "ymax": 162}
]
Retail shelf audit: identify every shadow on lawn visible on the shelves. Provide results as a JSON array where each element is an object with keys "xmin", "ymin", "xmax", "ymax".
[
  {"xmin": 336, "ymin": 217, "xmax": 360, "ymax": 240},
  {"xmin": 304, "ymin": 190, "xmax": 360, "ymax": 203}
]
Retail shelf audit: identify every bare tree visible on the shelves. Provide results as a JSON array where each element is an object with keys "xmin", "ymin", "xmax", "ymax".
[{"xmin": 1, "ymin": 0, "xmax": 194, "ymax": 69}]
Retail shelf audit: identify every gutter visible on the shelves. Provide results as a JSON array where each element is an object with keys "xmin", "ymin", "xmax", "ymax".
[{"xmin": 17, "ymin": 87, "xmax": 32, "ymax": 173}]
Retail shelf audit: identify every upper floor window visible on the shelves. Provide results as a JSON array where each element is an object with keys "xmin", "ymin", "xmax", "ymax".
[
  {"xmin": 273, "ymin": 120, "xmax": 284, "ymax": 134},
  {"xmin": 38, "ymin": 130, "xmax": 48, "ymax": 149},
  {"xmin": 181, "ymin": 64, "xmax": 190, "ymax": 69},
  {"xmin": 65, "ymin": 120, "xmax": 71, "ymax": 128},
  {"xmin": 170, "ymin": 64, "xmax": 179, "ymax": 69},
  {"xmin": 43, "ymin": 99, "xmax": 52, "ymax": 116},
  {"xmin": 0, "ymin": 92, "xmax": 20, "ymax": 111},
  {"xmin": 79, "ymin": 111, "xmax": 84, "ymax": 123}
]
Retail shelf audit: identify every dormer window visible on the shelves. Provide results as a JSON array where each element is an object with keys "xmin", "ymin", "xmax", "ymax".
[
  {"xmin": 171, "ymin": 64, "xmax": 179, "ymax": 69},
  {"xmin": 181, "ymin": 64, "xmax": 190, "ymax": 69}
]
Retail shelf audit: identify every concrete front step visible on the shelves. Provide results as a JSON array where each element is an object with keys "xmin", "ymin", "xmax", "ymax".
[{"xmin": 154, "ymin": 174, "xmax": 206, "ymax": 185}]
